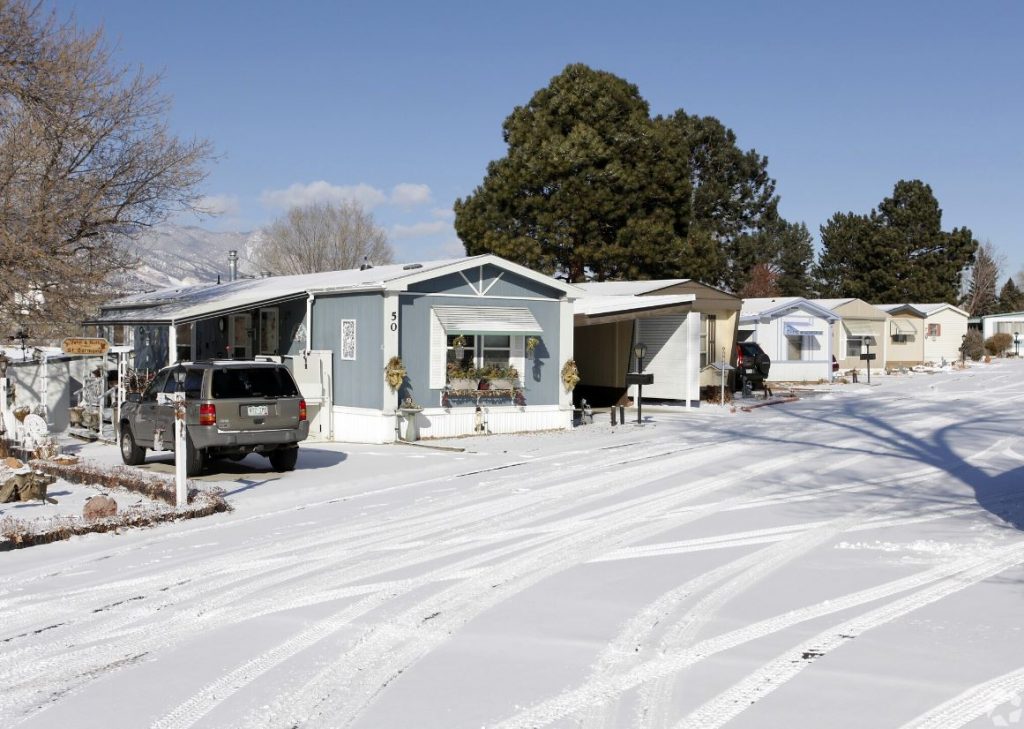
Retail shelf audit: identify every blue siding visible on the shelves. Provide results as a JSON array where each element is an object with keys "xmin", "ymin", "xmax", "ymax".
[
  {"xmin": 312, "ymin": 293, "xmax": 384, "ymax": 409},
  {"xmin": 399, "ymin": 294, "xmax": 562, "ymax": 407},
  {"xmin": 408, "ymin": 264, "xmax": 565, "ymax": 300}
]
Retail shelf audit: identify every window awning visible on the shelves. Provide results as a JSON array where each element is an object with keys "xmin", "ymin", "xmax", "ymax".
[
  {"xmin": 784, "ymin": 323, "xmax": 823, "ymax": 336},
  {"xmin": 432, "ymin": 305, "xmax": 543, "ymax": 336},
  {"xmin": 843, "ymin": 321, "xmax": 879, "ymax": 338},
  {"xmin": 891, "ymin": 319, "xmax": 917, "ymax": 335}
]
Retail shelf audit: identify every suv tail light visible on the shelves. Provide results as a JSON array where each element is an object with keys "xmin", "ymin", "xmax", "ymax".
[
  {"xmin": 199, "ymin": 403, "xmax": 217, "ymax": 426},
  {"xmin": 299, "ymin": 399, "xmax": 307, "ymax": 422},
  {"xmin": 736, "ymin": 345, "xmax": 744, "ymax": 367}
]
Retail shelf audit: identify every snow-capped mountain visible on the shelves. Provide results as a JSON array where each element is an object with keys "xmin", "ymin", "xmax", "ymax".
[{"xmin": 112, "ymin": 225, "xmax": 263, "ymax": 294}]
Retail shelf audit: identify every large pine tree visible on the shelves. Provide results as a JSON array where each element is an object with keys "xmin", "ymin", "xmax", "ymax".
[
  {"xmin": 815, "ymin": 181, "xmax": 977, "ymax": 303},
  {"xmin": 998, "ymin": 277, "xmax": 1024, "ymax": 313},
  {"xmin": 454, "ymin": 64, "xmax": 778, "ymax": 284}
]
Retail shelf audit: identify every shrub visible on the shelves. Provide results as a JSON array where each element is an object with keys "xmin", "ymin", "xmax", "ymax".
[
  {"xmin": 963, "ymin": 330, "xmax": 985, "ymax": 361},
  {"xmin": 984, "ymin": 332, "xmax": 1013, "ymax": 356}
]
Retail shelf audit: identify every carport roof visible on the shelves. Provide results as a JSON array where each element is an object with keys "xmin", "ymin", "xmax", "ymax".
[{"xmin": 573, "ymin": 294, "xmax": 696, "ymax": 326}]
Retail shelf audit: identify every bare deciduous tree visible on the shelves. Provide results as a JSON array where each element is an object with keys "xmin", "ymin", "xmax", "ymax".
[
  {"xmin": 738, "ymin": 262, "xmax": 781, "ymax": 298},
  {"xmin": 254, "ymin": 201, "xmax": 394, "ymax": 275},
  {"xmin": 0, "ymin": 0, "xmax": 212, "ymax": 337},
  {"xmin": 960, "ymin": 241, "xmax": 1003, "ymax": 316}
]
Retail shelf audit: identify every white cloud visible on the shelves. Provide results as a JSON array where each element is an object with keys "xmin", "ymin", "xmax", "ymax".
[
  {"xmin": 260, "ymin": 181, "xmax": 388, "ymax": 210},
  {"xmin": 437, "ymin": 238, "xmax": 468, "ymax": 257},
  {"xmin": 390, "ymin": 183, "xmax": 432, "ymax": 207},
  {"xmin": 431, "ymin": 207, "xmax": 455, "ymax": 220},
  {"xmin": 391, "ymin": 220, "xmax": 450, "ymax": 239},
  {"xmin": 195, "ymin": 194, "xmax": 240, "ymax": 217}
]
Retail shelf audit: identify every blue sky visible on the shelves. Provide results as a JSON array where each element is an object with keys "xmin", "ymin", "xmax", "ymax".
[{"xmin": 53, "ymin": 0, "xmax": 1024, "ymax": 278}]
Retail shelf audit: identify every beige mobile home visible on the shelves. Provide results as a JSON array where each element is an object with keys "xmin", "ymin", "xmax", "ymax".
[
  {"xmin": 878, "ymin": 303, "xmax": 969, "ymax": 366},
  {"xmin": 813, "ymin": 298, "xmax": 889, "ymax": 372}
]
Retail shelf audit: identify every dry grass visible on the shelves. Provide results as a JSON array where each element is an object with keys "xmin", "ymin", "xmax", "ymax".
[{"xmin": 1, "ymin": 459, "xmax": 230, "ymax": 550}]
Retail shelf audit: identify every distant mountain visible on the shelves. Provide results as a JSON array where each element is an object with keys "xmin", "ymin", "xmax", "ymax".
[{"xmin": 110, "ymin": 225, "xmax": 263, "ymax": 294}]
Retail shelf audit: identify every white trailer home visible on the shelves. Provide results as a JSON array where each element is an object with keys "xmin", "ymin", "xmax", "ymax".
[{"xmin": 738, "ymin": 298, "xmax": 839, "ymax": 383}]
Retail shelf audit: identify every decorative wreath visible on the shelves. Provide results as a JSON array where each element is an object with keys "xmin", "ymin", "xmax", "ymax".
[
  {"xmin": 385, "ymin": 356, "xmax": 407, "ymax": 391},
  {"xmin": 561, "ymin": 359, "xmax": 580, "ymax": 391}
]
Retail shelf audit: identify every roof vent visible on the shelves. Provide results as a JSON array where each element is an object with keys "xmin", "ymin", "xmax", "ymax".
[
  {"xmin": 402, "ymin": 263, "xmax": 423, "ymax": 270},
  {"xmin": 359, "ymin": 256, "xmax": 373, "ymax": 271}
]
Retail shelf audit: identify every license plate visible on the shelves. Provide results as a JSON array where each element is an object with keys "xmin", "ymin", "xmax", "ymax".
[{"xmin": 246, "ymin": 405, "xmax": 269, "ymax": 417}]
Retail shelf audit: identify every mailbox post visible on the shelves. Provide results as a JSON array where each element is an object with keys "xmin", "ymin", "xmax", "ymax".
[
  {"xmin": 172, "ymin": 366, "xmax": 188, "ymax": 508},
  {"xmin": 625, "ymin": 342, "xmax": 652, "ymax": 425},
  {"xmin": 859, "ymin": 339, "xmax": 876, "ymax": 384}
]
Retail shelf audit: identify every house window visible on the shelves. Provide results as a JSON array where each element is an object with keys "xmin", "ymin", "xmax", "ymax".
[
  {"xmin": 340, "ymin": 319, "xmax": 357, "ymax": 360},
  {"xmin": 927, "ymin": 323, "xmax": 941, "ymax": 337},
  {"xmin": 892, "ymin": 334, "xmax": 908, "ymax": 344},
  {"xmin": 446, "ymin": 334, "xmax": 513, "ymax": 372},
  {"xmin": 259, "ymin": 308, "xmax": 279, "ymax": 355},
  {"xmin": 700, "ymin": 314, "xmax": 717, "ymax": 368},
  {"xmin": 786, "ymin": 335, "xmax": 803, "ymax": 360},
  {"xmin": 846, "ymin": 338, "xmax": 862, "ymax": 357},
  {"xmin": 175, "ymin": 323, "xmax": 193, "ymax": 362},
  {"xmin": 447, "ymin": 334, "xmax": 476, "ymax": 371}
]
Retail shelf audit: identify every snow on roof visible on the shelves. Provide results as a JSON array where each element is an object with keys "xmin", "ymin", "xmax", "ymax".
[
  {"xmin": 877, "ymin": 303, "xmax": 969, "ymax": 318},
  {"xmin": 573, "ymin": 294, "xmax": 695, "ymax": 317},
  {"xmin": 740, "ymin": 297, "xmax": 840, "ymax": 321},
  {"xmin": 89, "ymin": 255, "xmax": 579, "ymax": 325},
  {"xmin": 811, "ymin": 298, "xmax": 855, "ymax": 310},
  {"xmin": 576, "ymin": 280, "xmax": 692, "ymax": 296}
]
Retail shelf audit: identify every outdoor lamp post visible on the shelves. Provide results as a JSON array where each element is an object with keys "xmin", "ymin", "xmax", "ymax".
[
  {"xmin": 1015, "ymin": 332, "xmax": 1020, "ymax": 358},
  {"xmin": 634, "ymin": 342, "xmax": 647, "ymax": 425}
]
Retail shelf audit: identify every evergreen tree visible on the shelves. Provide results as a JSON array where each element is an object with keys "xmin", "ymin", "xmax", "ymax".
[
  {"xmin": 815, "ymin": 181, "xmax": 977, "ymax": 303},
  {"xmin": 454, "ymin": 64, "xmax": 777, "ymax": 284},
  {"xmin": 732, "ymin": 219, "xmax": 814, "ymax": 296},
  {"xmin": 998, "ymin": 277, "xmax": 1024, "ymax": 313}
]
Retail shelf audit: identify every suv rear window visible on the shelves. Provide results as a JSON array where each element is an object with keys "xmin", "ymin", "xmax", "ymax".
[{"xmin": 211, "ymin": 367, "xmax": 300, "ymax": 399}]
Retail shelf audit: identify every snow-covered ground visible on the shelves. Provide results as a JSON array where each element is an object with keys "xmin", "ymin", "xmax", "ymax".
[{"xmin": 3, "ymin": 360, "xmax": 1024, "ymax": 729}]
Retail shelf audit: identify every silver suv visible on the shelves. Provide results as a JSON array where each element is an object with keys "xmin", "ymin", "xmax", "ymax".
[{"xmin": 119, "ymin": 361, "xmax": 310, "ymax": 476}]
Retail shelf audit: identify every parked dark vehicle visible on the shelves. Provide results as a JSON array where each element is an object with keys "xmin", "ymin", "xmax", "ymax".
[
  {"xmin": 733, "ymin": 342, "xmax": 771, "ymax": 392},
  {"xmin": 119, "ymin": 361, "xmax": 309, "ymax": 476}
]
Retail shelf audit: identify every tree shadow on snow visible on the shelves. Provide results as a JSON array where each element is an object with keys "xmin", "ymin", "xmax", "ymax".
[{"xmin": 710, "ymin": 393, "xmax": 1024, "ymax": 532}]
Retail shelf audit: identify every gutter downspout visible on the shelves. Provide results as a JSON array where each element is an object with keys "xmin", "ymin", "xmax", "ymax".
[{"xmin": 306, "ymin": 293, "xmax": 314, "ymax": 352}]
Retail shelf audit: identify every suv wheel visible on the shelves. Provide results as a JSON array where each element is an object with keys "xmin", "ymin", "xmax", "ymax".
[
  {"xmin": 185, "ymin": 433, "xmax": 205, "ymax": 477},
  {"xmin": 268, "ymin": 447, "xmax": 298, "ymax": 472},
  {"xmin": 120, "ymin": 424, "xmax": 146, "ymax": 466}
]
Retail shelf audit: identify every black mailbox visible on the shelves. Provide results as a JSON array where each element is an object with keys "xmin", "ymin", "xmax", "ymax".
[
  {"xmin": 625, "ymin": 372, "xmax": 654, "ymax": 386},
  {"xmin": 859, "ymin": 353, "xmax": 876, "ymax": 361}
]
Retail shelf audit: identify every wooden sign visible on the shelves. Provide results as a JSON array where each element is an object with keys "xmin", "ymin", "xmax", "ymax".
[
  {"xmin": 62, "ymin": 337, "xmax": 110, "ymax": 356},
  {"xmin": 859, "ymin": 353, "xmax": 877, "ymax": 361}
]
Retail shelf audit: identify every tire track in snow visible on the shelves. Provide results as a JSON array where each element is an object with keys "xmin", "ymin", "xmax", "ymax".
[
  {"xmin": 897, "ymin": 665, "xmax": 1024, "ymax": 729},
  {"xmin": 673, "ymin": 546, "xmax": 1024, "ymax": 729},
  {"xmin": 489, "ymin": 542, "xmax": 1024, "ymax": 729},
  {"xmin": 150, "ymin": 450, "xmax": 813, "ymax": 729},
  {"xmin": 0, "ymin": 439, "xmax": 727, "ymax": 715},
  {"xmin": 2, "ymin": 440, "xmax": 756, "ymax": 724}
]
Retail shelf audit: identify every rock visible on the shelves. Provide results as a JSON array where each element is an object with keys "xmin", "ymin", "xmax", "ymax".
[{"xmin": 83, "ymin": 494, "xmax": 117, "ymax": 521}]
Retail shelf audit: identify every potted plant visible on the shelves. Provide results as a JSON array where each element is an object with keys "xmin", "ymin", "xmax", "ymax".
[
  {"xmin": 525, "ymin": 336, "xmax": 539, "ymax": 358},
  {"xmin": 446, "ymin": 362, "xmax": 480, "ymax": 391},
  {"xmin": 483, "ymin": 364, "xmax": 519, "ymax": 390}
]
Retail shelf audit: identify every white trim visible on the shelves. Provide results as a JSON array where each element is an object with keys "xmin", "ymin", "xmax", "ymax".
[
  {"xmin": 400, "ymin": 292, "xmax": 558, "ymax": 303},
  {"xmin": 429, "ymin": 309, "xmax": 446, "ymax": 389}
]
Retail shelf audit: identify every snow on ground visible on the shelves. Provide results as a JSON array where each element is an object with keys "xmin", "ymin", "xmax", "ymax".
[{"xmin": 2, "ymin": 360, "xmax": 1024, "ymax": 729}]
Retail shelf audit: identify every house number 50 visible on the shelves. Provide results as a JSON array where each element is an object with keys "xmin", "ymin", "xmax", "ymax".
[{"xmin": 390, "ymin": 311, "xmax": 398, "ymax": 331}]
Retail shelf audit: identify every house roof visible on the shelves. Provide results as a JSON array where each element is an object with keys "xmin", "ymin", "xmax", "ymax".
[
  {"xmin": 877, "ymin": 303, "xmax": 969, "ymax": 318},
  {"xmin": 573, "ymin": 294, "xmax": 696, "ymax": 326},
  {"xmin": 577, "ymin": 280, "xmax": 692, "ymax": 296},
  {"xmin": 739, "ymin": 297, "xmax": 840, "ymax": 323},
  {"xmin": 86, "ymin": 255, "xmax": 581, "ymax": 326}
]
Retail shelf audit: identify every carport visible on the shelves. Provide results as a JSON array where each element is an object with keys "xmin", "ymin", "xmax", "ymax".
[{"xmin": 572, "ymin": 294, "xmax": 696, "ymax": 407}]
